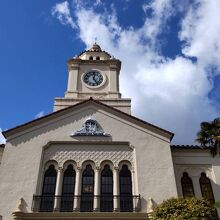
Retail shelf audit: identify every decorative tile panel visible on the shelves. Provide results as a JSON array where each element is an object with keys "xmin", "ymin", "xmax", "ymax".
[{"xmin": 43, "ymin": 144, "xmax": 134, "ymax": 168}]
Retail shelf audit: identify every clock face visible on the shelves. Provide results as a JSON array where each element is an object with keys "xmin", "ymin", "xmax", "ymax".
[{"xmin": 83, "ymin": 71, "xmax": 103, "ymax": 86}]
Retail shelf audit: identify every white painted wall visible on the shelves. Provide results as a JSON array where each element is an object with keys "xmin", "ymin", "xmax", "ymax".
[{"xmin": 0, "ymin": 147, "xmax": 4, "ymax": 165}]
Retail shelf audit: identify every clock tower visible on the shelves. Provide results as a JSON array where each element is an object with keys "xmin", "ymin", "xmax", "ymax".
[{"xmin": 54, "ymin": 43, "xmax": 131, "ymax": 114}]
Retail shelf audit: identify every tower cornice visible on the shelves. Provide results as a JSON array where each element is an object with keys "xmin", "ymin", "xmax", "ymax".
[{"xmin": 68, "ymin": 59, "xmax": 121, "ymax": 71}]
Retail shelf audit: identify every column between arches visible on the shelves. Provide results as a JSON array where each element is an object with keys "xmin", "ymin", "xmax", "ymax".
[
  {"xmin": 73, "ymin": 167, "xmax": 82, "ymax": 211},
  {"xmin": 94, "ymin": 166, "xmax": 101, "ymax": 211},
  {"xmin": 54, "ymin": 167, "xmax": 63, "ymax": 211},
  {"xmin": 113, "ymin": 166, "xmax": 120, "ymax": 212}
]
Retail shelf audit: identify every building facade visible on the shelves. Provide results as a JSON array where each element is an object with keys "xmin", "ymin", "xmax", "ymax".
[{"xmin": 0, "ymin": 44, "xmax": 219, "ymax": 220}]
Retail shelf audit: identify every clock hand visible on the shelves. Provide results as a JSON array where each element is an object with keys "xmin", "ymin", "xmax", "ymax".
[{"xmin": 93, "ymin": 75, "xmax": 98, "ymax": 83}]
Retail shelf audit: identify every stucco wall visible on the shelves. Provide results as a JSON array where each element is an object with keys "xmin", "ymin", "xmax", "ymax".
[
  {"xmin": 0, "ymin": 104, "xmax": 177, "ymax": 220},
  {"xmin": 0, "ymin": 147, "xmax": 4, "ymax": 165}
]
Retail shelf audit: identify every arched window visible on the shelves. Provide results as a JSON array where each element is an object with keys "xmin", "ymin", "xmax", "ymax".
[
  {"xmin": 100, "ymin": 165, "xmax": 113, "ymax": 212},
  {"xmin": 60, "ymin": 165, "xmax": 76, "ymax": 212},
  {"xmin": 96, "ymin": 56, "xmax": 100, "ymax": 60},
  {"xmin": 200, "ymin": 172, "xmax": 215, "ymax": 204},
  {"xmin": 40, "ymin": 165, "xmax": 57, "ymax": 212},
  {"xmin": 80, "ymin": 164, "xmax": 94, "ymax": 212},
  {"xmin": 119, "ymin": 165, "xmax": 133, "ymax": 212},
  {"xmin": 89, "ymin": 56, "xmax": 93, "ymax": 60},
  {"xmin": 181, "ymin": 172, "xmax": 195, "ymax": 197}
]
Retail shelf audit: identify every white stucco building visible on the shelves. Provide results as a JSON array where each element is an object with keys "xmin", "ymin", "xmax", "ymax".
[{"xmin": 0, "ymin": 44, "xmax": 219, "ymax": 220}]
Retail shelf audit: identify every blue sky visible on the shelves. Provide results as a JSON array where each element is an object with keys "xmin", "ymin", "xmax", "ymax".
[{"xmin": 0, "ymin": 0, "xmax": 220, "ymax": 144}]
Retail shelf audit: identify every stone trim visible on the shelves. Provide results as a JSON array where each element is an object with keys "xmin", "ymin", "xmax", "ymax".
[{"xmin": 12, "ymin": 211, "xmax": 149, "ymax": 220}]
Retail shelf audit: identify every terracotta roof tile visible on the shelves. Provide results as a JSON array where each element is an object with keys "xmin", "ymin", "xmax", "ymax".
[{"xmin": 171, "ymin": 145, "xmax": 211, "ymax": 150}]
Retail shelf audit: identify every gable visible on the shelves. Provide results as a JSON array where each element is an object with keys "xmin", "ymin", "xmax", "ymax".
[{"xmin": 2, "ymin": 99, "xmax": 173, "ymax": 142}]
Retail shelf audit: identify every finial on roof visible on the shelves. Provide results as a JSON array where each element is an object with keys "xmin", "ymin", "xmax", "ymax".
[{"xmin": 89, "ymin": 42, "xmax": 102, "ymax": 52}]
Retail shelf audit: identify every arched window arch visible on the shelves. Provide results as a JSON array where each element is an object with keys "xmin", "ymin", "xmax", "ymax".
[
  {"xmin": 89, "ymin": 56, "xmax": 93, "ymax": 60},
  {"xmin": 96, "ymin": 56, "xmax": 100, "ymax": 60},
  {"xmin": 200, "ymin": 172, "xmax": 215, "ymax": 204},
  {"xmin": 80, "ymin": 164, "xmax": 94, "ymax": 212},
  {"xmin": 40, "ymin": 164, "xmax": 57, "ymax": 212},
  {"xmin": 119, "ymin": 164, "xmax": 133, "ymax": 212},
  {"xmin": 60, "ymin": 165, "xmax": 76, "ymax": 212},
  {"xmin": 181, "ymin": 172, "xmax": 195, "ymax": 197},
  {"xmin": 100, "ymin": 164, "xmax": 113, "ymax": 212}
]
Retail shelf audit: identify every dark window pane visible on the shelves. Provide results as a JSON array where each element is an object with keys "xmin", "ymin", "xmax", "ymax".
[
  {"xmin": 181, "ymin": 172, "xmax": 195, "ymax": 198},
  {"xmin": 61, "ymin": 165, "xmax": 76, "ymax": 212},
  {"xmin": 119, "ymin": 165, "xmax": 133, "ymax": 212},
  {"xmin": 101, "ymin": 165, "xmax": 113, "ymax": 212},
  {"xmin": 80, "ymin": 165, "xmax": 94, "ymax": 212},
  {"xmin": 200, "ymin": 172, "xmax": 215, "ymax": 204},
  {"xmin": 40, "ymin": 165, "xmax": 57, "ymax": 212}
]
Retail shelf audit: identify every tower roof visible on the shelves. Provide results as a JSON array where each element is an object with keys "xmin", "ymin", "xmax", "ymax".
[
  {"xmin": 77, "ymin": 43, "xmax": 111, "ymax": 58},
  {"xmin": 88, "ymin": 43, "xmax": 102, "ymax": 52}
]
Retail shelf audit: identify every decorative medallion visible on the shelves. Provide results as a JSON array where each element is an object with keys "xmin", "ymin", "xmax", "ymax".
[{"xmin": 71, "ymin": 118, "xmax": 111, "ymax": 137}]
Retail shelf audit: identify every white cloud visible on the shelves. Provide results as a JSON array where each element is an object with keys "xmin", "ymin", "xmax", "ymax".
[
  {"xmin": 142, "ymin": 0, "xmax": 174, "ymax": 44},
  {"xmin": 52, "ymin": 0, "xmax": 220, "ymax": 144},
  {"xmin": 51, "ymin": 1, "xmax": 76, "ymax": 29},
  {"xmin": 179, "ymin": 0, "xmax": 220, "ymax": 71},
  {"xmin": 35, "ymin": 111, "xmax": 45, "ymax": 119},
  {"xmin": 0, "ymin": 128, "xmax": 6, "ymax": 144}
]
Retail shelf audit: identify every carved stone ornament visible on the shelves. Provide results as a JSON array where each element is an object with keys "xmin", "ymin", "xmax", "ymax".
[
  {"xmin": 15, "ymin": 198, "xmax": 25, "ymax": 213},
  {"xmin": 147, "ymin": 197, "xmax": 156, "ymax": 213},
  {"xmin": 70, "ymin": 118, "xmax": 111, "ymax": 137}
]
